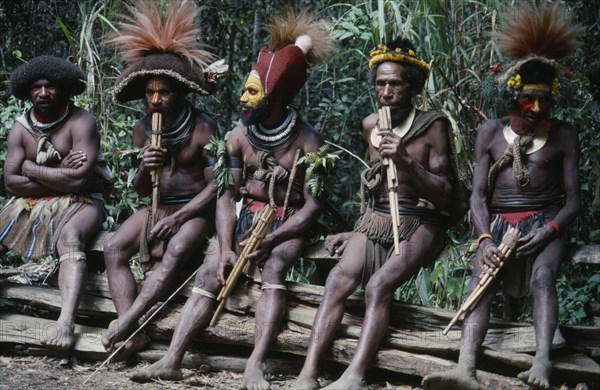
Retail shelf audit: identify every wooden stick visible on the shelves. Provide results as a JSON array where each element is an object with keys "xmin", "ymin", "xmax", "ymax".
[
  {"xmin": 378, "ymin": 106, "xmax": 401, "ymax": 255},
  {"xmin": 150, "ymin": 112, "xmax": 162, "ymax": 226},
  {"xmin": 443, "ymin": 227, "xmax": 521, "ymax": 335},
  {"xmin": 210, "ymin": 204, "xmax": 278, "ymax": 326},
  {"xmin": 282, "ymin": 149, "xmax": 301, "ymax": 222}
]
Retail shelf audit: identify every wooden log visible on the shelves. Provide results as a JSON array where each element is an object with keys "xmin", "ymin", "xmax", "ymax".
[{"xmin": 569, "ymin": 244, "xmax": 600, "ymax": 265}]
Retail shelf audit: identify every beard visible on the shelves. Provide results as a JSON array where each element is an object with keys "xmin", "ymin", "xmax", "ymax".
[
  {"xmin": 389, "ymin": 105, "xmax": 412, "ymax": 124},
  {"xmin": 241, "ymin": 100, "xmax": 271, "ymax": 126}
]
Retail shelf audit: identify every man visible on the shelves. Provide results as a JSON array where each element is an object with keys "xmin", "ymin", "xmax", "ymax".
[
  {"xmin": 101, "ymin": 0, "xmax": 220, "ymax": 359},
  {"xmin": 422, "ymin": 4, "xmax": 581, "ymax": 390},
  {"xmin": 0, "ymin": 55, "xmax": 106, "ymax": 350},
  {"xmin": 130, "ymin": 10, "xmax": 333, "ymax": 389},
  {"xmin": 293, "ymin": 38, "xmax": 464, "ymax": 390}
]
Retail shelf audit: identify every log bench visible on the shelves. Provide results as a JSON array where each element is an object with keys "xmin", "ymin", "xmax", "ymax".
[{"xmin": 1, "ymin": 232, "xmax": 599, "ymax": 388}]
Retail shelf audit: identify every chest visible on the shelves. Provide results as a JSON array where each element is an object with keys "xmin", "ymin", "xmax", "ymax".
[
  {"xmin": 22, "ymin": 127, "xmax": 73, "ymax": 161},
  {"xmin": 489, "ymin": 132, "xmax": 562, "ymax": 169}
]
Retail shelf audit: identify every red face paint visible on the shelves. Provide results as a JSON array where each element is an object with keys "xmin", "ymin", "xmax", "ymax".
[{"xmin": 516, "ymin": 87, "xmax": 552, "ymax": 128}]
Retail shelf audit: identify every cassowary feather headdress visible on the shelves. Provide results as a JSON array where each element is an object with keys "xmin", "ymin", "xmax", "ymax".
[
  {"xmin": 485, "ymin": 2, "xmax": 582, "ymax": 107},
  {"xmin": 108, "ymin": 0, "xmax": 222, "ymax": 102}
]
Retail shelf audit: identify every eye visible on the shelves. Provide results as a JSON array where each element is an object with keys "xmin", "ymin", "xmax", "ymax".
[{"xmin": 247, "ymin": 88, "xmax": 257, "ymax": 96}]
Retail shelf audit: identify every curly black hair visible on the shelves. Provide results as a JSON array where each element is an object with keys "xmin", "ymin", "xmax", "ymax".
[
  {"xmin": 369, "ymin": 38, "xmax": 428, "ymax": 93},
  {"xmin": 9, "ymin": 55, "xmax": 86, "ymax": 100}
]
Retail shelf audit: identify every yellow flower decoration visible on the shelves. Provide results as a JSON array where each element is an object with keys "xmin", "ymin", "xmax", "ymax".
[
  {"xmin": 368, "ymin": 44, "xmax": 429, "ymax": 71},
  {"xmin": 507, "ymin": 74, "xmax": 522, "ymax": 90},
  {"xmin": 551, "ymin": 77, "xmax": 560, "ymax": 96}
]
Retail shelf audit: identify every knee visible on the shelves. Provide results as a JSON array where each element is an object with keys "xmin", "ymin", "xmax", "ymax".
[
  {"xmin": 261, "ymin": 258, "xmax": 287, "ymax": 282},
  {"xmin": 164, "ymin": 240, "xmax": 191, "ymax": 262},
  {"xmin": 530, "ymin": 267, "xmax": 556, "ymax": 292},
  {"xmin": 323, "ymin": 265, "xmax": 357, "ymax": 297},
  {"xmin": 364, "ymin": 275, "xmax": 393, "ymax": 303},
  {"xmin": 57, "ymin": 229, "xmax": 83, "ymax": 253},
  {"xmin": 103, "ymin": 238, "xmax": 126, "ymax": 266}
]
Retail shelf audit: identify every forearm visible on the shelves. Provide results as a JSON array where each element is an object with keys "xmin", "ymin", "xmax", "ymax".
[
  {"xmin": 548, "ymin": 198, "xmax": 580, "ymax": 232},
  {"xmin": 133, "ymin": 166, "xmax": 153, "ymax": 196},
  {"xmin": 5, "ymin": 174, "xmax": 51, "ymax": 197},
  {"xmin": 470, "ymin": 193, "xmax": 492, "ymax": 236},
  {"xmin": 22, "ymin": 165, "xmax": 90, "ymax": 193},
  {"xmin": 403, "ymin": 159, "xmax": 452, "ymax": 209},
  {"xmin": 268, "ymin": 201, "xmax": 321, "ymax": 248},
  {"xmin": 170, "ymin": 184, "xmax": 217, "ymax": 225},
  {"xmin": 216, "ymin": 194, "xmax": 238, "ymax": 253}
]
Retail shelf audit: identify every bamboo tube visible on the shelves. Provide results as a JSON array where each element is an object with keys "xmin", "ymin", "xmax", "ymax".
[
  {"xmin": 378, "ymin": 106, "xmax": 401, "ymax": 255},
  {"xmin": 150, "ymin": 112, "xmax": 162, "ymax": 226},
  {"xmin": 443, "ymin": 227, "xmax": 521, "ymax": 335},
  {"xmin": 211, "ymin": 204, "xmax": 278, "ymax": 326}
]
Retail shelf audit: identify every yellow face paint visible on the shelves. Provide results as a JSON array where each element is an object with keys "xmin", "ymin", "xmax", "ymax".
[
  {"xmin": 240, "ymin": 73, "xmax": 265, "ymax": 108},
  {"xmin": 151, "ymin": 78, "xmax": 160, "ymax": 105}
]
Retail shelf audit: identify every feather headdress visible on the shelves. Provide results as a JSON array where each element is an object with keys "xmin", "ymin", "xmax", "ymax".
[
  {"xmin": 250, "ymin": 9, "xmax": 335, "ymax": 105},
  {"xmin": 108, "ymin": 0, "xmax": 219, "ymax": 102},
  {"xmin": 485, "ymin": 2, "xmax": 582, "ymax": 108}
]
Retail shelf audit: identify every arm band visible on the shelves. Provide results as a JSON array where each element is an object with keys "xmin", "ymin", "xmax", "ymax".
[
  {"xmin": 546, "ymin": 221, "xmax": 560, "ymax": 236},
  {"xmin": 477, "ymin": 233, "xmax": 493, "ymax": 246}
]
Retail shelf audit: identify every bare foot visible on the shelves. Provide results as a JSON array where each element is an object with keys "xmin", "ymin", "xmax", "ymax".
[
  {"xmin": 422, "ymin": 367, "xmax": 479, "ymax": 390},
  {"xmin": 101, "ymin": 319, "xmax": 132, "ymax": 352},
  {"xmin": 240, "ymin": 362, "xmax": 269, "ymax": 390},
  {"xmin": 40, "ymin": 321, "xmax": 76, "ymax": 350},
  {"xmin": 110, "ymin": 332, "xmax": 150, "ymax": 362},
  {"xmin": 290, "ymin": 375, "xmax": 320, "ymax": 390},
  {"xmin": 130, "ymin": 357, "xmax": 183, "ymax": 383},
  {"xmin": 322, "ymin": 373, "xmax": 364, "ymax": 390},
  {"xmin": 517, "ymin": 357, "xmax": 552, "ymax": 389}
]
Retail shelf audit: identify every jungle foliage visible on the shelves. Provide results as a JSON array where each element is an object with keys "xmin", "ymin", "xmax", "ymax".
[{"xmin": 0, "ymin": 0, "xmax": 598, "ymax": 325}]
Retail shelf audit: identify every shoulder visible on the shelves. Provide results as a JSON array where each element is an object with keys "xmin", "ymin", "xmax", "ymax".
[
  {"xmin": 194, "ymin": 108, "xmax": 217, "ymax": 131},
  {"xmin": 226, "ymin": 124, "xmax": 247, "ymax": 154},
  {"xmin": 476, "ymin": 118, "xmax": 504, "ymax": 139},
  {"xmin": 296, "ymin": 119, "xmax": 324, "ymax": 152},
  {"xmin": 551, "ymin": 119, "xmax": 578, "ymax": 139},
  {"xmin": 71, "ymin": 106, "xmax": 97, "ymax": 126},
  {"xmin": 362, "ymin": 113, "xmax": 378, "ymax": 132}
]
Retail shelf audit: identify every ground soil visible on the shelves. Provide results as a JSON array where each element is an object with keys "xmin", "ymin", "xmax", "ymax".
[{"xmin": 0, "ymin": 351, "xmax": 417, "ymax": 390}]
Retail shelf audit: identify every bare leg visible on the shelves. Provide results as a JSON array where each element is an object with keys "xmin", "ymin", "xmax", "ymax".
[
  {"xmin": 517, "ymin": 238, "xmax": 563, "ymax": 390},
  {"xmin": 102, "ymin": 216, "xmax": 210, "ymax": 353},
  {"xmin": 327, "ymin": 225, "xmax": 444, "ymax": 390},
  {"xmin": 131, "ymin": 245, "xmax": 221, "ymax": 382},
  {"xmin": 241, "ymin": 238, "xmax": 304, "ymax": 390},
  {"xmin": 422, "ymin": 245, "xmax": 497, "ymax": 390},
  {"xmin": 291, "ymin": 234, "xmax": 367, "ymax": 390},
  {"xmin": 41, "ymin": 201, "xmax": 103, "ymax": 350}
]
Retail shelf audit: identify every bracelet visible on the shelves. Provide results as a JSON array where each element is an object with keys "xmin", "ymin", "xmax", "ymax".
[
  {"xmin": 546, "ymin": 221, "xmax": 560, "ymax": 236},
  {"xmin": 477, "ymin": 233, "xmax": 493, "ymax": 246}
]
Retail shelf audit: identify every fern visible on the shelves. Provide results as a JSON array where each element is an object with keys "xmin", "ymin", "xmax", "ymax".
[
  {"xmin": 204, "ymin": 132, "xmax": 234, "ymax": 197},
  {"xmin": 298, "ymin": 145, "xmax": 340, "ymax": 198}
]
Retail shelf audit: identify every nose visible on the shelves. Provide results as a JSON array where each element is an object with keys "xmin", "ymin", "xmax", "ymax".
[
  {"xmin": 151, "ymin": 91, "xmax": 161, "ymax": 105},
  {"xmin": 240, "ymin": 91, "xmax": 249, "ymax": 104},
  {"xmin": 532, "ymin": 98, "xmax": 540, "ymax": 113},
  {"xmin": 383, "ymin": 83, "xmax": 392, "ymax": 97},
  {"xmin": 39, "ymin": 86, "xmax": 49, "ymax": 97}
]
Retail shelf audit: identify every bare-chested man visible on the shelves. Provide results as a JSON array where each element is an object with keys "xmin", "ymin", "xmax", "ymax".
[
  {"xmin": 292, "ymin": 38, "xmax": 462, "ymax": 390},
  {"xmin": 130, "ymin": 10, "xmax": 333, "ymax": 390},
  {"xmin": 101, "ymin": 0, "xmax": 220, "ymax": 360},
  {"xmin": 0, "ymin": 55, "xmax": 106, "ymax": 349},
  {"xmin": 422, "ymin": 4, "xmax": 581, "ymax": 390}
]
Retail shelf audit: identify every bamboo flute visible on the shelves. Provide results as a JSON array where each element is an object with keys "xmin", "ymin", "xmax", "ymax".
[
  {"xmin": 210, "ymin": 204, "xmax": 278, "ymax": 326},
  {"xmin": 150, "ymin": 112, "xmax": 163, "ymax": 226},
  {"xmin": 443, "ymin": 227, "xmax": 521, "ymax": 335},
  {"xmin": 378, "ymin": 106, "xmax": 401, "ymax": 255}
]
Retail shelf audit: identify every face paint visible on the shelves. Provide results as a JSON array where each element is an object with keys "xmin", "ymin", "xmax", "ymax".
[
  {"xmin": 150, "ymin": 78, "xmax": 160, "ymax": 105},
  {"xmin": 517, "ymin": 90, "xmax": 552, "ymax": 116},
  {"xmin": 240, "ymin": 72, "xmax": 265, "ymax": 108}
]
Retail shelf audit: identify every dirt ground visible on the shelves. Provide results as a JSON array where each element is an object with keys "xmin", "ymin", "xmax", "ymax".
[{"xmin": 0, "ymin": 351, "xmax": 417, "ymax": 390}]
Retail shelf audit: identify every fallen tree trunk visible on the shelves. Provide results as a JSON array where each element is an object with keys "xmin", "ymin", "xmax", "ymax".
[{"xmin": 1, "ymin": 274, "xmax": 599, "ymax": 386}]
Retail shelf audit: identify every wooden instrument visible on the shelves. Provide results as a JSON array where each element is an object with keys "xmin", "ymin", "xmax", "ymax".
[
  {"xmin": 377, "ymin": 106, "xmax": 401, "ymax": 255},
  {"xmin": 150, "ymin": 112, "xmax": 162, "ymax": 226},
  {"xmin": 210, "ymin": 204, "xmax": 278, "ymax": 326},
  {"xmin": 443, "ymin": 227, "xmax": 521, "ymax": 335}
]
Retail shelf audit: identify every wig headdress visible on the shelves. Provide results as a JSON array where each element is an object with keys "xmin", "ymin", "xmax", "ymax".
[
  {"xmin": 10, "ymin": 55, "xmax": 86, "ymax": 100},
  {"xmin": 250, "ymin": 9, "xmax": 335, "ymax": 105},
  {"xmin": 108, "ymin": 0, "xmax": 222, "ymax": 102},
  {"xmin": 485, "ymin": 2, "xmax": 582, "ymax": 108}
]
